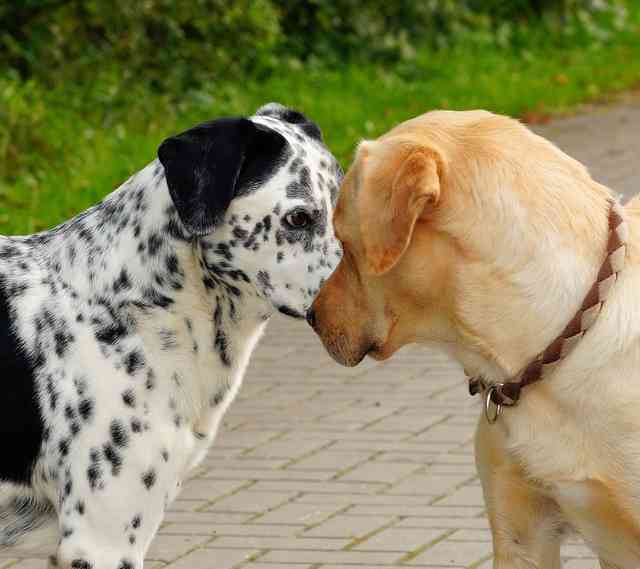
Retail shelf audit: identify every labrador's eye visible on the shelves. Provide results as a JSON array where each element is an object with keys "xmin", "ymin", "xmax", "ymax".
[{"xmin": 283, "ymin": 210, "xmax": 312, "ymax": 229}]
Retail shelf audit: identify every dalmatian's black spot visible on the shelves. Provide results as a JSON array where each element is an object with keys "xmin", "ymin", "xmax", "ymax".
[
  {"xmin": 141, "ymin": 287, "xmax": 174, "ymax": 308},
  {"xmin": 58, "ymin": 439, "xmax": 70, "ymax": 457},
  {"xmin": 145, "ymin": 369, "xmax": 156, "ymax": 391},
  {"xmin": 54, "ymin": 329, "xmax": 74, "ymax": 358},
  {"xmin": 78, "ymin": 398, "xmax": 94, "ymax": 422},
  {"xmin": 232, "ymin": 226, "xmax": 248, "ymax": 240},
  {"xmin": 117, "ymin": 560, "xmax": 134, "ymax": 569},
  {"xmin": 257, "ymin": 271, "xmax": 273, "ymax": 293},
  {"xmin": 71, "ymin": 560, "xmax": 92, "ymax": 569},
  {"xmin": 286, "ymin": 166, "xmax": 313, "ymax": 201},
  {"xmin": 130, "ymin": 418, "xmax": 142, "ymax": 433},
  {"xmin": 141, "ymin": 469, "xmax": 156, "ymax": 490},
  {"xmin": 124, "ymin": 350, "xmax": 145, "ymax": 376},
  {"xmin": 110, "ymin": 420, "xmax": 129, "ymax": 448},
  {"xmin": 75, "ymin": 500, "xmax": 85, "ymax": 515},
  {"xmin": 103, "ymin": 443, "xmax": 123, "ymax": 476},
  {"xmin": 113, "ymin": 269, "xmax": 132, "ymax": 294},
  {"xmin": 214, "ymin": 328, "xmax": 231, "ymax": 367},
  {"xmin": 65, "ymin": 404, "xmax": 76, "ymax": 421},
  {"xmin": 95, "ymin": 316, "xmax": 133, "ymax": 346},
  {"xmin": 0, "ymin": 244, "xmax": 20, "ymax": 259},
  {"xmin": 131, "ymin": 514, "xmax": 142, "ymax": 529},
  {"xmin": 122, "ymin": 389, "xmax": 136, "ymax": 407},
  {"xmin": 87, "ymin": 459, "xmax": 103, "ymax": 491}
]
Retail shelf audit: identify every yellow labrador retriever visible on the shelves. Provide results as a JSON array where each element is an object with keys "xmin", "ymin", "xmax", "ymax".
[{"xmin": 308, "ymin": 110, "xmax": 640, "ymax": 568}]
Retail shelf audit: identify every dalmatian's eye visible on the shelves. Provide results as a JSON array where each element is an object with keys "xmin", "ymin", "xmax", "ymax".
[{"xmin": 283, "ymin": 210, "xmax": 313, "ymax": 230}]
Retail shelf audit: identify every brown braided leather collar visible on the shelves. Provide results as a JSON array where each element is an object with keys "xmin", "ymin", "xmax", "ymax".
[{"xmin": 468, "ymin": 199, "xmax": 628, "ymax": 423}]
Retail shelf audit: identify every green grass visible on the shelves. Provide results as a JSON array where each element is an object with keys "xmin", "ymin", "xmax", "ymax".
[{"xmin": 2, "ymin": 13, "xmax": 640, "ymax": 235}]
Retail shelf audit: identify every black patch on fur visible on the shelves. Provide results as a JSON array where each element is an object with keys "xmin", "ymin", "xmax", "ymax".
[
  {"xmin": 124, "ymin": 350, "xmax": 145, "ymax": 375},
  {"xmin": 103, "ymin": 442, "xmax": 123, "ymax": 476},
  {"xmin": 214, "ymin": 329, "xmax": 231, "ymax": 367},
  {"xmin": 87, "ymin": 458, "xmax": 103, "ymax": 491},
  {"xmin": 278, "ymin": 305, "xmax": 305, "ymax": 319},
  {"xmin": 0, "ymin": 276, "xmax": 45, "ymax": 483},
  {"xmin": 141, "ymin": 469, "xmax": 156, "ymax": 490},
  {"xmin": 255, "ymin": 103, "xmax": 323, "ymax": 142},
  {"xmin": 158, "ymin": 117, "xmax": 289, "ymax": 235},
  {"xmin": 122, "ymin": 389, "xmax": 136, "ymax": 407},
  {"xmin": 110, "ymin": 420, "xmax": 129, "ymax": 448},
  {"xmin": 78, "ymin": 398, "xmax": 94, "ymax": 422},
  {"xmin": 130, "ymin": 418, "xmax": 143, "ymax": 433}
]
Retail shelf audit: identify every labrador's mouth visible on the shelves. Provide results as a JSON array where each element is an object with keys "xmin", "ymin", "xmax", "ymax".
[
  {"xmin": 366, "ymin": 344, "xmax": 388, "ymax": 361},
  {"xmin": 321, "ymin": 334, "xmax": 372, "ymax": 367}
]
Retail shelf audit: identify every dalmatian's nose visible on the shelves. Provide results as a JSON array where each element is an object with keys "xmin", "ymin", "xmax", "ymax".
[{"xmin": 306, "ymin": 307, "xmax": 317, "ymax": 329}]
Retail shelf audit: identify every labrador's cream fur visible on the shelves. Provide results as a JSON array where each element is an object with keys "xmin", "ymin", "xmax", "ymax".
[{"xmin": 311, "ymin": 109, "xmax": 640, "ymax": 567}]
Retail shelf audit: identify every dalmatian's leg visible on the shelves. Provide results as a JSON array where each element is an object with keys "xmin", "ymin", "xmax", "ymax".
[
  {"xmin": 48, "ymin": 474, "xmax": 171, "ymax": 569},
  {"xmin": 46, "ymin": 431, "xmax": 182, "ymax": 569}
]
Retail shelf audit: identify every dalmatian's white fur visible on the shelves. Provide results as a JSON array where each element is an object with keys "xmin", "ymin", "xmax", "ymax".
[{"xmin": 0, "ymin": 103, "xmax": 342, "ymax": 568}]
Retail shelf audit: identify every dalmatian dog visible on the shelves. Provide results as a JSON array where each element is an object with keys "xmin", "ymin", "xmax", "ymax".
[{"xmin": 0, "ymin": 103, "xmax": 342, "ymax": 568}]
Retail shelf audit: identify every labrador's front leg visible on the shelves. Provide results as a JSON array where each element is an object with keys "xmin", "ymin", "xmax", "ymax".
[{"xmin": 475, "ymin": 416, "xmax": 565, "ymax": 569}]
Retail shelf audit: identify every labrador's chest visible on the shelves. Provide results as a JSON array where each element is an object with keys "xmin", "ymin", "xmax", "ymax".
[{"xmin": 504, "ymin": 388, "xmax": 640, "ymax": 565}]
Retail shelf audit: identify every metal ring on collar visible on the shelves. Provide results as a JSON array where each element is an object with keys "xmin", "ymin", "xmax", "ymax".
[{"xmin": 484, "ymin": 385, "xmax": 502, "ymax": 424}]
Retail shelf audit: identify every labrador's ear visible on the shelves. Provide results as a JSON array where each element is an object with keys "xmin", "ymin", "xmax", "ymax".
[
  {"xmin": 360, "ymin": 149, "xmax": 441, "ymax": 275},
  {"xmin": 158, "ymin": 118, "xmax": 287, "ymax": 236}
]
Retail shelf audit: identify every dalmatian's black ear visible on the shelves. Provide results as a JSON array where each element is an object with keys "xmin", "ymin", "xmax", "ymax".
[{"xmin": 158, "ymin": 117, "xmax": 287, "ymax": 236}]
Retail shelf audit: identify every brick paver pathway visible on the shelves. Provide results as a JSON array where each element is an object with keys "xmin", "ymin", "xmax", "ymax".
[{"xmin": 2, "ymin": 101, "xmax": 639, "ymax": 568}]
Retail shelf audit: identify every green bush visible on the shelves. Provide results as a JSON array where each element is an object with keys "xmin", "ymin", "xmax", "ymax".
[
  {"xmin": 0, "ymin": 0, "xmax": 631, "ymax": 91},
  {"xmin": 0, "ymin": 0, "xmax": 281, "ymax": 90}
]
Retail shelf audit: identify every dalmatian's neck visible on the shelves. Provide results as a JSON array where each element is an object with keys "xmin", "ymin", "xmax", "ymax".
[{"xmin": 30, "ymin": 161, "xmax": 271, "ymax": 434}]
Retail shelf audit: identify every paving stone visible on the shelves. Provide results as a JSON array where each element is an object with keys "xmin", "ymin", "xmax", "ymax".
[
  {"xmin": 406, "ymin": 539, "xmax": 493, "ymax": 566},
  {"xmin": 253, "ymin": 503, "xmax": 346, "ymax": 526},
  {"xmin": 395, "ymin": 516, "xmax": 490, "ymax": 531},
  {"xmin": 352, "ymin": 528, "xmax": 448, "ymax": 552},
  {"xmin": 288, "ymin": 451, "xmax": 373, "ymax": 472},
  {"xmin": 432, "ymin": 486, "xmax": 485, "ymax": 508},
  {"xmin": 146, "ymin": 533, "xmax": 212, "ymax": 561},
  {"xmin": 163, "ymin": 548, "xmax": 256, "ymax": 569},
  {"xmin": 162, "ymin": 523, "xmax": 302, "ymax": 537},
  {"xmin": 206, "ymin": 491, "xmax": 297, "ymax": 514},
  {"xmin": 258, "ymin": 550, "xmax": 401, "ymax": 564},
  {"xmin": 242, "ymin": 561, "xmax": 312, "ymax": 569},
  {"xmin": 208, "ymin": 536, "xmax": 351, "ymax": 550},
  {"xmin": 178, "ymin": 478, "xmax": 249, "ymax": 501},
  {"xmin": 303, "ymin": 515, "xmax": 395, "ymax": 539},
  {"xmin": 384, "ymin": 474, "xmax": 472, "ymax": 496},
  {"xmin": 337, "ymin": 462, "xmax": 421, "ymax": 484}
]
